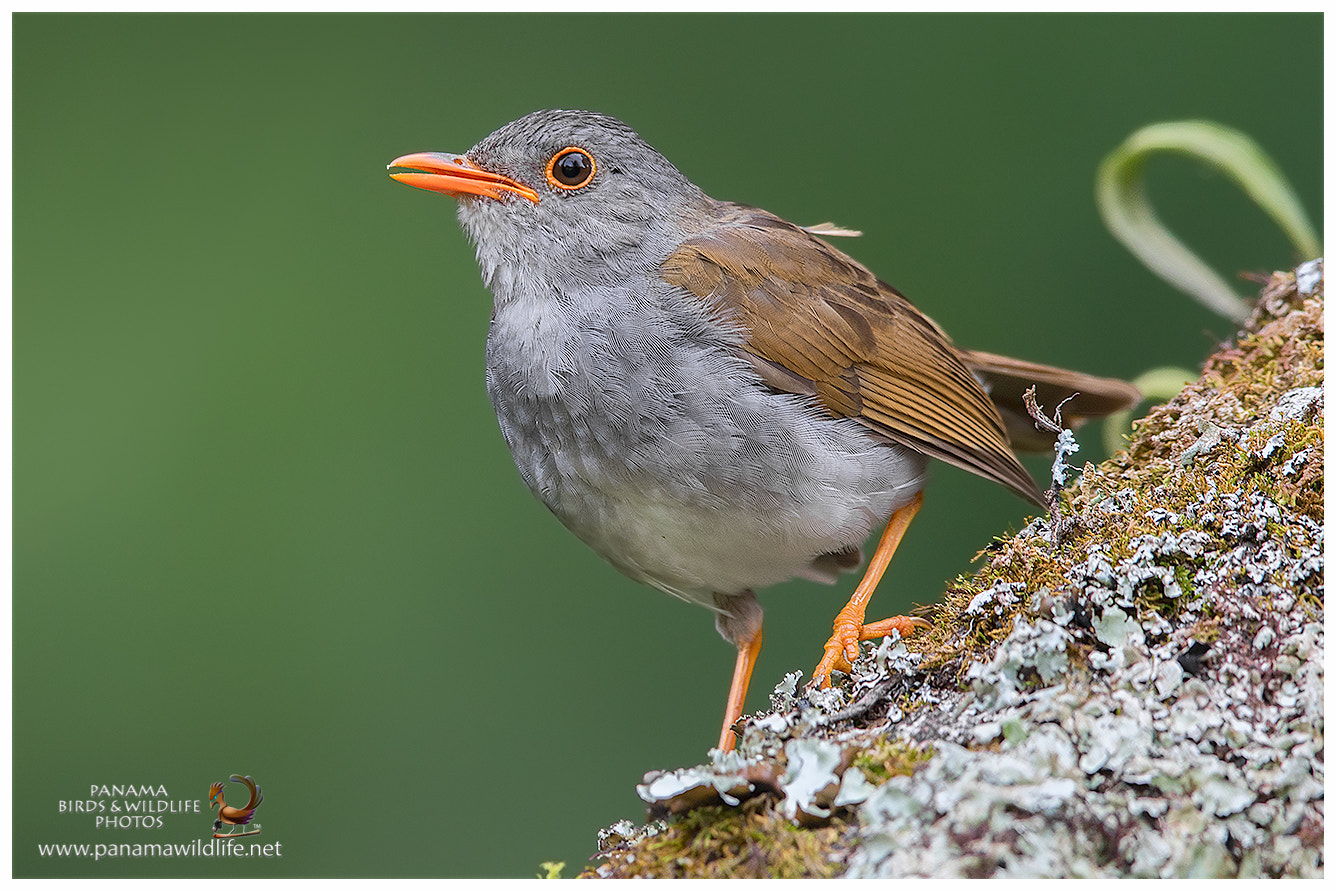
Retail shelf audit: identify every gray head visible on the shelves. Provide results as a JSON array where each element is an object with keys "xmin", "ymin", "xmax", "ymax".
[{"xmin": 389, "ymin": 110, "xmax": 715, "ymax": 296}]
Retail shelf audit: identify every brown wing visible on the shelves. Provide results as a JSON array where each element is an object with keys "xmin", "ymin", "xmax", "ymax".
[{"xmin": 661, "ymin": 206, "xmax": 1045, "ymax": 505}]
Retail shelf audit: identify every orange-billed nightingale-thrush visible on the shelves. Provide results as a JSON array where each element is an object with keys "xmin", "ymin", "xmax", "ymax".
[{"xmin": 388, "ymin": 110, "xmax": 1139, "ymax": 752}]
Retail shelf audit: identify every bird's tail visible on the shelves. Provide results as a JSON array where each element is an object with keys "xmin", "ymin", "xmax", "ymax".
[
  {"xmin": 959, "ymin": 349, "xmax": 1142, "ymax": 451},
  {"xmin": 229, "ymin": 774, "xmax": 263, "ymax": 812}
]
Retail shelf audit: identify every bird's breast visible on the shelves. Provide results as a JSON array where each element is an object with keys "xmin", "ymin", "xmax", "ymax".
[{"xmin": 481, "ymin": 283, "xmax": 927, "ymax": 599}]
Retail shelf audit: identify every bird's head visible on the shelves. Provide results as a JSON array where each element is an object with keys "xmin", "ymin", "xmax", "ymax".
[
  {"xmin": 388, "ymin": 109, "xmax": 715, "ymax": 297},
  {"xmin": 208, "ymin": 782, "xmax": 224, "ymax": 809}
]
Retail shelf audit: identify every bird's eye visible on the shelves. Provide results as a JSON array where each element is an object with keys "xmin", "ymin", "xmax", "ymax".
[{"xmin": 546, "ymin": 147, "xmax": 596, "ymax": 190}]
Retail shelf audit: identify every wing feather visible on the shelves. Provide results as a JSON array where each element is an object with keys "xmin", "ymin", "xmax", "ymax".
[{"xmin": 662, "ymin": 205, "xmax": 1045, "ymax": 504}]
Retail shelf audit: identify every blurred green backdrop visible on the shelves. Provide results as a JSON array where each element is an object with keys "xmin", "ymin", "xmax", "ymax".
[{"xmin": 14, "ymin": 12, "xmax": 1320, "ymax": 878}]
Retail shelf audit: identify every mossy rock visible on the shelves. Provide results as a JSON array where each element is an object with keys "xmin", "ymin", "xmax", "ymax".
[{"xmin": 584, "ymin": 262, "xmax": 1324, "ymax": 879}]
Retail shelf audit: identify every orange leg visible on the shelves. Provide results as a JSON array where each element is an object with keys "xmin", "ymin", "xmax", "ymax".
[
  {"xmin": 718, "ymin": 624, "xmax": 763, "ymax": 752},
  {"xmin": 811, "ymin": 492, "xmax": 928, "ymax": 688}
]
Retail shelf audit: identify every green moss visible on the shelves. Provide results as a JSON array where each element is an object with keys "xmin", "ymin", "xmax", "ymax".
[
  {"xmin": 1296, "ymin": 590, "xmax": 1323, "ymax": 619},
  {"xmin": 1189, "ymin": 617, "xmax": 1223, "ymax": 644},
  {"xmin": 585, "ymin": 798, "xmax": 848, "ymax": 879},
  {"xmin": 851, "ymin": 739, "xmax": 935, "ymax": 784},
  {"xmin": 586, "ymin": 268, "xmax": 1323, "ymax": 879},
  {"xmin": 1172, "ymin": 563, "xmax": 1197, "ymax": 601},
  {"xmin": 897, "ymin": 269, "xmax": 1322, "ymax": 689}
]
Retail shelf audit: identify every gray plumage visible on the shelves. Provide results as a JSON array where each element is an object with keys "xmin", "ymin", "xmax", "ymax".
[
  {"xmin": 465, "ymin": 111, "xmax": 925, "ymax": 644},
  {"xmin": 388, "ymin": 110, "xmax": 1137, "ymax": 745}
]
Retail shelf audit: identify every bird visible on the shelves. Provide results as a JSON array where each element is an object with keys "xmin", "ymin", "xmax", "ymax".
[
  {"xmin": 208, "ymin": 774, "xmax": 263, "ymax": 837},
  {"xmin": 387, "ymin": 110, "xmax": 1140, "ymax": 752}
]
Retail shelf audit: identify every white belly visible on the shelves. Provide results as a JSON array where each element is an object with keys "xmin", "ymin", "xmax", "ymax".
[{"xmin": 564, "ymin": 456, "xmax": 923, "ymax": 602}]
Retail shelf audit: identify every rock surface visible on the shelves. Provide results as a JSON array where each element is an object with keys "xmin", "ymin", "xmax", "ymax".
[{"xmin": 585, "ymin": 263, "xmax": 1324, "ymax": 879}]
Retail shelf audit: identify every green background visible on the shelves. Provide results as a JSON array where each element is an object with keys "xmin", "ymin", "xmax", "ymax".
[{"xmin": 14, "ymin": 12, "xmax": 1321, "ymax": 878}]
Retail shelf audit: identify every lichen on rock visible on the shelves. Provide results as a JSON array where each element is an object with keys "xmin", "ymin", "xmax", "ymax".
[{"xmin": 585, "ymin": 263, "xmax": 1323, "ymax": 879}]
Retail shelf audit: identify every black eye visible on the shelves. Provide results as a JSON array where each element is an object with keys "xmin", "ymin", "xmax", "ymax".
[{"xmin": 546, "ymin": 147, "xmax": 596, "ymax": 190}]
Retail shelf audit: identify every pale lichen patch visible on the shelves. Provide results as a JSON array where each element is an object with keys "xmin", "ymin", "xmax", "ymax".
[{"xmin": 584, "ymin": 266, "xmax": 1323, "ymax": 879}]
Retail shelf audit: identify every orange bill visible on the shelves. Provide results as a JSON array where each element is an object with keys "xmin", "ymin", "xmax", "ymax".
[{"xmin": 388, "ymin": 152, "xmax": 540, "ymax": 204}]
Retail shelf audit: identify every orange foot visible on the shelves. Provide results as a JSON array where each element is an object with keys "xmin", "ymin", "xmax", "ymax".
[
  {"xmin": 807, "ymin": 492, "xmax": 927, "ymax": 689},
  {"xmin": 810, "ymin": 612, "xmax": 930, "ymax": 688}
]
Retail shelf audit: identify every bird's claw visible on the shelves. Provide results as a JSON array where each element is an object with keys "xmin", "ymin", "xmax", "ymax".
[
  {"xmin": 809, "ymin": 620, "xmax": 863, "ymax": 689},
  {"xmin": 809, "ymin": 648, "xmax": 853, "ymax": 690},
  {"xmin": 808, "ymin": 614, "xmax": 929, "ymax": 690}
]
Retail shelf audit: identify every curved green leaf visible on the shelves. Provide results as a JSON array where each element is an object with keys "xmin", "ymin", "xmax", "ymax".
[{"xmin": 1096, "ymin": 121, "xmax": 1320, "ymax": 322}]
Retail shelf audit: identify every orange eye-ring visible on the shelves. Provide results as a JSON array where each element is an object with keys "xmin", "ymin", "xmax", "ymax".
[{"xmin": 545, "ymin": 147, "xmax": 596, "ymax": 190}]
